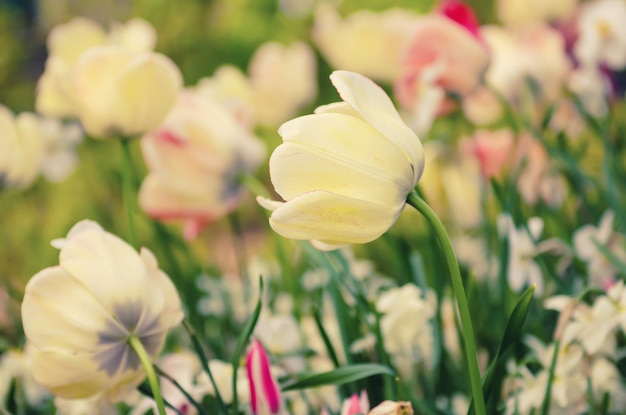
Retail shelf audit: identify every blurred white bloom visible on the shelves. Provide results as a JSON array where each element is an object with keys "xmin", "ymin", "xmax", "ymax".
[
  {"xmin": 0, "ymin": 106, "xmax": 44, "ymax": 190},
  {"xmin": 376, "ymin": 284, "xmax": 436, "ymax": 377},
  {"xmin": 249, "ymin": 42, "xmax": 317, "ymax": 127},
  {"xmin": 368, "ymin": 400, "xmax": 414, "ymax": 415},
  {"xmin": 481, "ymin": 24, "xmax": 571, "ymax": 105},
  {"xmin": 301, "ymin": 268, "xmax": 331, "ymax": 290},
  {"xmin": 573, "ymin": 210, "xmax": 626, "ymax": 287},
  {"xmin": 39, "ymin": 118, "xmax": 83, "ymax": 182},
  {"xmin": 498, "ymin": 214, "xmax": 545, "ymax": 296},
  {"xmin": 574, "ymin": 0, "xmax": 626, "ymax": 69},
  {"xmin": 131, "ymin": 351, "xmax": 207, "ymax": 415},
  {"xmin": 568, "ymin": 65, "xmax": 611, "ymax": 117},
  {"xmin": 312, "ymin": 4, "xmax": 418, "ymax": 82},
  {"xmin": 0, "ymin": 348, "xmax": 49, "ymax": 412},
  {"xmin": 497, "ymin": 0, "xmax": 577, "ymax": 27},
  {"xmin": 196, "ymin": 359, "xmax": 249, "ymax": 404},
  {"xmin": 544, "ymin": 295, "xmax": 617, "ymax": 355},
  {"xmin": 36, "ymin": 17, "xmax": 158, "ymax": 119},
  {"xmin": 255, "ymin": 310, "xmax": 306, "ymax": 373},
  {"xmin": 505, "ymin": 338, "xmax": 587, "ymax": 415},
  {"xmin": 194, "ymin": 65, "xmax": 256, "ymax": 129}
]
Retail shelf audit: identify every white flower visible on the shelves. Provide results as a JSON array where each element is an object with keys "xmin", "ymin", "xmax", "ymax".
[
  {"xmin": 573, "ymin": 210, "xmax": 626, "ymax": 287},
  {"xmin": 376, "ymin": 284, "xmax": 436, "ymax": 377},
  {"xmin": 574, "ymin": 0, "xmax": 626, "ymax": 69}
]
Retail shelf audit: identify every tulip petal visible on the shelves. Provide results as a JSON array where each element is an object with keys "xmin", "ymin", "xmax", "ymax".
[
  {"xmin": 329, "ymin": 70, "xmax": 424, "ymax": 182},
  {"xmin": 270, "ymin": 141, "xmax": 409, "ymax": 206},
  {"xmin": 115, "ymin": 53, "xmax": 182, "ymax": 137},
  {"xmin": 30, "ymin": 347, "xmax": 113, "ymax": 399},
  {"xmin": 269, "ymin": 191, "xmax": 401, "ymax": 246},
  {"xmin": 59, "ymin": 228, "xmax": 152, "ymax": 317},
  {"xmin": 276, "ymin": 112, "xmax": 414, "ymax": 201},
  {"xmin": 22, "ymin": 266, "xmax": 116, "ymax": 353}
]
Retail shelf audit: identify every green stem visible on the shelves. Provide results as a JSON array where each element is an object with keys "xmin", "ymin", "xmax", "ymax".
[
  {"xmin": 128, "ymin": 335, "xmax": 166, "ymax": 415},
  {"xmin": 120, "ymin": 139, "xmax": 137, "ymax": 248},
  {"xmin": 406, "ymin": 192, "xmax": 486, "ymax": 415}
]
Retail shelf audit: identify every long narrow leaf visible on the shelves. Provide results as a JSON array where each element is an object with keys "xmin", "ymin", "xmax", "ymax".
[{"xmin": 281, "ymin": 364, "xmax": 395, "ymax": 392}]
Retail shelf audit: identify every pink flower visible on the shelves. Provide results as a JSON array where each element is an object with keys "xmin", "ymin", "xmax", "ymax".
[
  {"xmin": 394, "ymin": 12, "xmax": 489, "ymax": 115},
  {"xmin": 439, "ymin": 0, "xmax": 481, "ymax": 38},
  {"xmin": 461, "ymin": 129, "xmax": 515, "ymax": 179},
  {"xmin": 139, "ymin": 90, "xmax": 266, "ymax": 240},
  {"xmin": 340, "ymin": 391, "xmax": 369, "ymax": 415},
  {"xmin": 246, "ymin": 339, "xmax": 281, "ymax": 415}
]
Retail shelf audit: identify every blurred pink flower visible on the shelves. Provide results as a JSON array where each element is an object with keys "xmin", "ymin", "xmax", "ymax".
[
  {"xmin": 139, "ymin": 90, "xmax": 266, "ymax": 240},
  {"xmin": 439, "ymin": 0, "xmax": 481, "ymax": 38},
  {"xmin": 462, "ymin": 128, "xmax": 515, "ymax": 179},
  {"xmin": 246, "ymin": 339, "xmax": 281, "ymax": 415},
  {"xmin": 394, "ymin": 12, "xmax": 489, "ymax": 116},
  {"xmin": 340, "ymin": 391, "xmax": 369, "ymax": 415}
]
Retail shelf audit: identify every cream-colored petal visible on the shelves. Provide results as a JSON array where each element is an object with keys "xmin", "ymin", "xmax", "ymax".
[
  {"xmin": 47, "ymin": 17, "xmax": 107, "ymax": 64},
  {"xmin": 256, "ymin": 196, "xmax": 284, "ymax": 211},
  {"xmin": 109, "ymin": 18, "xmax": 157, "ymax": 53},
  {"xmin": 140, "ymin": 247, "xmax": 184, "ymax": 329},
  {"xmin": 22, "ymin": 266, "xmax": 116, "ymax": 353},
  {"xmin": 70, "ymin": 46, "xmax": 131, "ymax": 137},
  {"xmin": 269, "ymin": 190, "xmax": 402, "ymax": 246},
  {"xmin": 329, "ymin": 70, "xmax": 424, "ymax": 182},
  {"xmin": 270, "ymin": 141, "xmax": 408, "ymax": 206},
  {"xmin": 139, "ymin": 174, "xmax": 236, "ymax": 221},
  {"xmin": 276, "ymin": 112, "xmax": 414, "ymax": 199},
  {"xmin": 59, "ymin": 227, "xmax": 150, "ymax": 315},
  {"xmin": 114, "ymin": 53, "xmax": 182, "ymax": 137},
  {"xmin": 30, "ymin": 347, "xmax": 113, "ymax": 399}
]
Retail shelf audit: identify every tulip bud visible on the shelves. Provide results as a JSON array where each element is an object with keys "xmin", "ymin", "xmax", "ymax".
[
  {"xmin": 246, "ymin": 339, "xmax": 281, "ymax": 415},
  {"xmin": 367, "ymin": 401, "xmax": 414, "ymax": 415},
  {"xmin": 341, "ymin": 390, "xmax": 369, "ymax": 415}
]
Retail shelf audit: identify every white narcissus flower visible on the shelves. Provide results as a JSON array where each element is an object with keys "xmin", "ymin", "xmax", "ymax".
[
  {"xmin": 139, "ymin": 90, "xmax": 266, "ymax": 240},
  {"xmin": 376, "ymin": 284, "xmax": 436, "ymax": 377},
  {"xmin": 21, "ymin": 220, "xmax": 184, "ymax": 402},
  {"xmin": 574, "ymin": 0, "xmax": 626, "ymax": 69},
  {"xmin": 573, "ymin": 210, "xmax": 626, "ymax": 287},
  {"xmin": 258, "ymin": 70, "xmax": 424, "ymax": 250},
  {"xmin": 67, "ymin": 46, "xmax": 182, "ymax": 138},
  {"xmin": 0, "ymin": 105, "xmax": 44, "ymax": 190}
]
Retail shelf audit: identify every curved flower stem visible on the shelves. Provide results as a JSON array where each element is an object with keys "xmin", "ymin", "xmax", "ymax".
[
  {"xmin": 120, "ymin": 138, "xmax": 137, "ymax": 248},
  {"xmin": 406, "ymin": 191, "xmax": 486, "ymax": 415},
  {"xmin": 128, "ymin": 335, "xmax": 166, "ymax": 415}
]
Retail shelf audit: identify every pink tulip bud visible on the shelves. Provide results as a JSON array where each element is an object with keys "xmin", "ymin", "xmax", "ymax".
[
  {"xmin": 341, "ymin": 390, "xmax": 369, "ymax": 415},
  {"xmin": 246, "ymin": 339, "xmax": 281, "ymax": 415}
]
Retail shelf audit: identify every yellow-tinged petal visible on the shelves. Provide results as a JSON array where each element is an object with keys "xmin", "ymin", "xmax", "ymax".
[
  {"xmin": 115, "ymin": 53, "xmax": 182, "ymax": 137},
  {"xmin": 275, "ymin": 112, "xmax": 414, "ymax": 201},
  {"xmin": 329, "ymin": 70, "xmax": 424, "ymax": 182},
  {"xmin": 269, "ymin": 190, "xmax": 401, "ymax": 245},
  {"xmin": 59, "ymin": 227, "xmax": 150, "ymax": 314},
  {"xmin": 22, "ymin": 266, "xmax": 117, "ymax": 353},
  {"xmin": 270, "ymin": 141, "xmax": 408, "ymax": 206}
]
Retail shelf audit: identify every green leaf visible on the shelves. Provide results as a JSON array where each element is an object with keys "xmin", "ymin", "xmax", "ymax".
[
  {"xmin": 281, "ymin": 364, "xmax": 395, "ymax": 392},
  {"xmin": 499, "ymin": 285, "xmax": 535, "ymax": 354},
  {"xmin": 231, "ymin": 275, "xmax": 264, "ymax": 415}
]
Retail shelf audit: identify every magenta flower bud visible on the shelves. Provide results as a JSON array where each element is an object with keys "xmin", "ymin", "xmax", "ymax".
[{"xmin": 246, "ymin": 339, "xmax": 281, "ymax": 415}]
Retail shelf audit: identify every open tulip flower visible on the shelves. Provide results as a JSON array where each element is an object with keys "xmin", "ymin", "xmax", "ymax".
[
  {"xmin": 258, "ymin": 70, "xmax": 424, "ymax": 250},
  {"xmin": 21, "ymin": 220, "xmax": 184, "ymax": 401}
]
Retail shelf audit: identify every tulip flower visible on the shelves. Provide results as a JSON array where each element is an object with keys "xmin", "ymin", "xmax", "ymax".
[
  {"xmin": 246, "ymin": 339, "xmax": 281, "ymax": 415},
  {"xmin": 21, "ymin": 220, "xmax": 183, "ymax": 401},
  {"xmin": 340, "ymin": 391, "xmax": 369, "ymax": 415},
  {"xmin": 258, "ymin": 70, "xmax": 424, "ymax": 250},
  {"xmin": 368, "ymin": 400, "xmax": 413, "ymax": 415},
  {"xmin": 139, "ymin": 90, "xmax": 266, "ymax": 240},
  {"xmin": 67, "ymin": 46, "xmax": 183, "ymax": 138}
]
